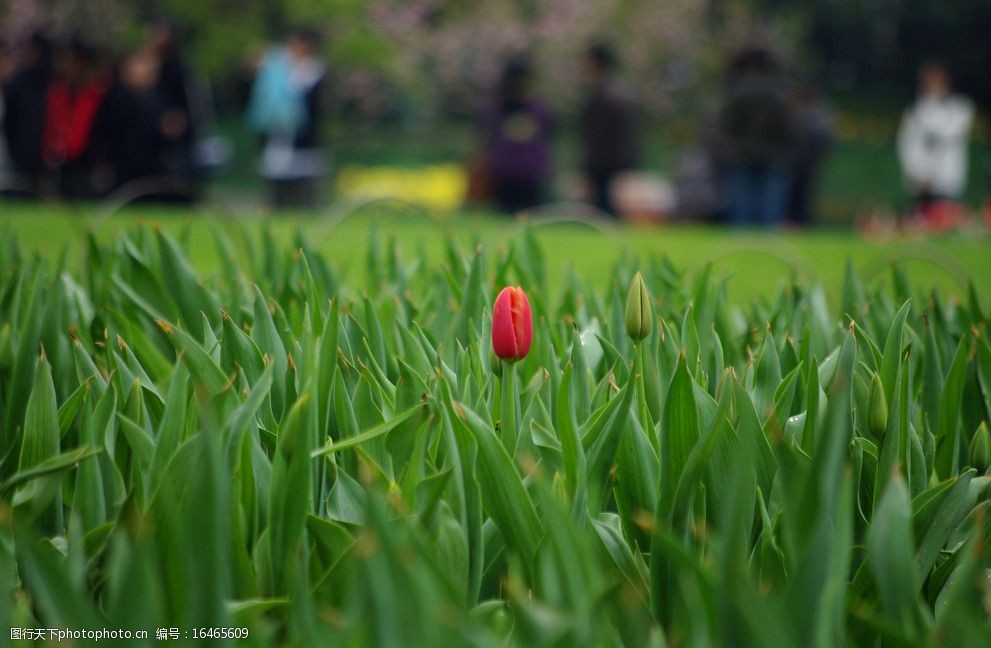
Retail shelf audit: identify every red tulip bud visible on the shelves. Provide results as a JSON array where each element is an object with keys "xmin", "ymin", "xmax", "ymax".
[{"xmin": 491, "ymin": 286, "xmax": 533, "ymax": 362}]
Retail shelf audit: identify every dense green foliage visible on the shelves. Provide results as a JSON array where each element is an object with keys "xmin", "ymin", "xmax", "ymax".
[{"xmin": 1, "ymin": 223, "xmax": 989, "ymax": 645}]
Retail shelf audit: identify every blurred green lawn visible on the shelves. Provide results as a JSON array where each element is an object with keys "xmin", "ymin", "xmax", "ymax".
[{"xmin": 3, "ymin": 203, "xmax": 988, "ymax": 306}]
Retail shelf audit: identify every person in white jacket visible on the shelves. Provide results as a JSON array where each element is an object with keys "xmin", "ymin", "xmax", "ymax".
[{"xmin": 897, "ymin": 62, "xmax": 974, "ymax": 212}]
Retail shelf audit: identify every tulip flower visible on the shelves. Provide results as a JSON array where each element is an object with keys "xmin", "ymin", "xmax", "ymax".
[
  {"xmin": 491, "ymin": 286, "xmax": 532, "ymax": 362},
  {"xmin": 625, "ymin": 272, "xmax": 652, "ymax": 343}
]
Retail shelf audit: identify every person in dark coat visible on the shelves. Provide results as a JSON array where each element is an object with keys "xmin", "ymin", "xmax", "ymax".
[
  {"xmin": 94, "ymin": 50, "xmax": 166, "ymax": 193},
  {"xmin": 148, "ymin": 20, "xmax": 197, "ymax": 197},
  {"xmin": 787, "ymin": 82, "xmax": 833, "ymax": 225},
  {"xmin": 1, "ymin": 33, "xmax": 53, "ymax": 197},
  {"xmin": 483, "ymin": 60, "xmax": 555, "ymax": 214},
  {"xmin": 579, "ymin": 44, "xmax": 640, "ymax": 217},
  {"xmin": 718, "ymin": 47, "xmax": 795, "ymax": 226}
]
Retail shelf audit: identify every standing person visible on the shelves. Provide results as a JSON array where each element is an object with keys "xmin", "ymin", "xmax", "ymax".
[
  {"xmin": 148, "ymin": 20, "xmax": 197, "ymax": 198},
  {"xmin": 787, "ymin": 82, "xmax": 833, "ymax": 226},
  {"xmin": 579, "ymin": 44, "xmax": 640, "ymax": 217},
  {"xmin": 41, "ymin": 38, "xmax": 112, "ymax": 199},
  {"xmin": 718, "ymin": 47, "xmax": 795, "ymax": 227},
  {"xmin": 247, "ymin": 28, "xmax": 327, "ymax": 210},
  {"xmin": 483, "ymin": 60, "xmax": 554, "ymax": 214},
  {"xmin": 1, "ymin": 33, "xmax": 53, "ymax": 197},
  {"xmin": 95, "ymin": 49, "xmax": 166, "ymax": 194},
  {"xmin": 897, "ymin": 61, "xmax": 974, "ymax": 224}
]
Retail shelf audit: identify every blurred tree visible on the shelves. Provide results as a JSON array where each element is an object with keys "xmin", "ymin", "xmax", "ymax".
[{"xmin": 810, "ymin": 0, "xmax": 991, "ymax": 108}]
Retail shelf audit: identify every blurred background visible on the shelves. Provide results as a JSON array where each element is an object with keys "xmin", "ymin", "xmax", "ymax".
[{"xmin": 1, "ymin": 0, "xmax": 990, "ymax": 229}]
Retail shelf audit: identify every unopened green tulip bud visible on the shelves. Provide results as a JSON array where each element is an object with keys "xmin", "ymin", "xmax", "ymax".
[
  {"xmin": 867, "ymin": 372, "xmax": 888, "ymax": 439},
  {"xmin": 970, "ymin": 422, "xmax": 990, "ymax": 473},
  {"xmin": 625, "ymin": 272, "xmax": 652, "ymax": 343}
]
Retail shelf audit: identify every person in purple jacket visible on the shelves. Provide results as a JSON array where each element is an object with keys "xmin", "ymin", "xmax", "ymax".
[{"xmin": 483, "ymin": 60, "xmax": 554, "ymax": 214}]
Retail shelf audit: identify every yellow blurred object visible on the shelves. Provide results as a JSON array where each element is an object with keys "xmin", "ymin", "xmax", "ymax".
[{"xmin": 334, "ymin": 164, "xmax": 468, "ymax": 212}]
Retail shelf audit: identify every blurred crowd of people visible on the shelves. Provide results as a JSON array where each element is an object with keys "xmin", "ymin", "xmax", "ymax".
[
  {"xmin": 476, "ymin": 44, "xmax": 976, "ymax": 229},
  {"xmin": 0, "ymin": 22, "xmax": 979, "ymax": 228},
  {"xmin": 0, "ymin": 23, "xmax": 323, "ymax": 209},
  {"xmin": 475, "ymin": 45, "xmax": 836, "ymax": 226},
  {"xmin": 0, "ymin": 23, "xmax": 218, "ymax": 202},
  {"xmin": 473, "ymin": 45, "xmax": 838, "ymax": 226}
]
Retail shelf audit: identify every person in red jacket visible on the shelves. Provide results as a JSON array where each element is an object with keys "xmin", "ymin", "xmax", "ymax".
[{"xmin": 42, "ymin": 38, "xmax": 111, "ymax": 199}]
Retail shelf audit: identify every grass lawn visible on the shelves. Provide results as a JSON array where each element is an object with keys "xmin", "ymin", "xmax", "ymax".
[{"xmin": 3, "ymin": 202, "xmax": 989, "ymax": 306}]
